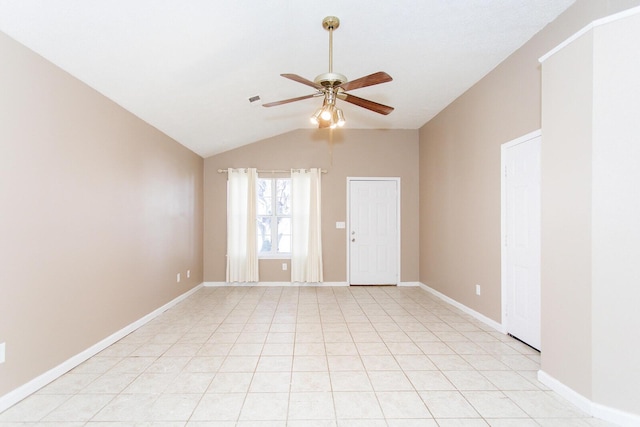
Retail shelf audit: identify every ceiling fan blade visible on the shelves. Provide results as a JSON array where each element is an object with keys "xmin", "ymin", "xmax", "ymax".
[
  {"xmin": 262, "ymin": 93, "xmax": 321, "ymax": 107},
  {"xmin": 337, "ymin": 93, "xmax": 394, "ymax": 115},
  {"xmin": 338, "ymin": 71, "xmax": 393, "ymax": 92},
  {"xmin": 281, "ymin": 73, "xmax": 324, "ymax": 89}
]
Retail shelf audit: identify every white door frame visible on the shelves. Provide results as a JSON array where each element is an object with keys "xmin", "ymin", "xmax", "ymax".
[
  {"xmin": 346, "ymin": 177, "xmax": 401, "ymax": 285},
  {"xmin": 500, "ymin": 129, "xmax": 541, "ymax": 338}
]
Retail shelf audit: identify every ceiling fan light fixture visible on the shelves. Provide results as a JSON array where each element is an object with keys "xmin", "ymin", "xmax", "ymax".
[
  {"xmin": 320, "ymin": 105, "xmax": 333, "ymax": 121},
  {"xmin": 310, "ymin": 103, "xmax": 346, "ymax": 129},
  {"xmin": 310, "ymin": 107, "xmax": 323, "ymax": 124},
  {"xmin": 336, "ymin": 108, "xmax": 346, "ymax": 127}
]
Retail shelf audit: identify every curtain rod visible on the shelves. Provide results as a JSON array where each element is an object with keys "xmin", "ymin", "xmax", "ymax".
[{"xmin": 217, "ymin": 168, "xmax": 327, "ymax": 174}]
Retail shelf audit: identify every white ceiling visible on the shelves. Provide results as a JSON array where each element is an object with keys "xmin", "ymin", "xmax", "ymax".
[{"xmin": 0, "ymin": 1, "xmax": 574, "ymax": 157}]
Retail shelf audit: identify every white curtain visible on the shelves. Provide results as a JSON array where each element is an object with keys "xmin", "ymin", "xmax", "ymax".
[
  {"xmin": 291, "ymin": 168, "xmax": 323, "ymax": 283},
  {"xmin": 226, "ymin": 168, "xmax": 259, "ymax": 282}
]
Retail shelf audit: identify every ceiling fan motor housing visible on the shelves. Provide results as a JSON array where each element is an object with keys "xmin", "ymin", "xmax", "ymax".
[{"xmin": 314, "ymin": 72, "xmax": 347, "ymax": 87}]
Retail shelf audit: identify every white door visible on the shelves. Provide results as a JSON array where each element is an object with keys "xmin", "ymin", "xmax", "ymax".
[
  {"xmin": 349, "ymin": 179, "xmax": 399, "ymax": 285},
  {"xmin": 503, "ymin": 133, "xmax": 541, "ymax": 350}
]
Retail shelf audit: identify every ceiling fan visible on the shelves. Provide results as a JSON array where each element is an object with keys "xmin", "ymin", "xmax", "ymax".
[{"xmin": 262, "ymin": 16, "xmax": 394, "ymax": 129}]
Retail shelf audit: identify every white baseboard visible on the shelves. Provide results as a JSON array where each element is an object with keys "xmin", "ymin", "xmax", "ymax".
[
  {"xmin": 537, "ymin": 370, "xmax": 592, "ymax": 414},
  {"xmin": 315, "ymin": 282, "xmax": 349, "ymax": 287},
  {"xmin": 417, "ymin": 282, "xmax": 505, "ymax": 333},
  {"xmin": 0, "ymin": 283, "xmax": 204, "ymax": 414},
  {"xmin": 203, "ymin": 281, "xmax": 349, "ymax": 287},
  {"xmin": 538, "ymin": 370, "xmax": 640, "ymax": 427},
  {"xmin": 203, "ymin": 281, "xmax": 234, "ymax": 287},
  {"xmin": 399, "ymin": 281, "xmax": 421, "ymax": 287}
]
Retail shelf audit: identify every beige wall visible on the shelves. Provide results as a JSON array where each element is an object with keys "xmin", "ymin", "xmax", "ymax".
[
  {"xmin": 0, "ymin": 32, "xmax": 203, "ymax": 397},
  {"xmin": 418, "ymin": 0, "xmax": 640, "ymax": 323},
  {"xmin": 204, "ymin": 129, "xmax": 419, "ymax": 283}
]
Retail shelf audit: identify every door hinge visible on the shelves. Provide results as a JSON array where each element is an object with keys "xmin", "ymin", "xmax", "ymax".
[{"xmin": 504, "ymin": 165, "xmax": 508, "ymax": 178}]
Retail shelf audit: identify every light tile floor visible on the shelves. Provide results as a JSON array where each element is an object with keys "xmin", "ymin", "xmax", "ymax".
[{"xmin": 0, "ymin": 286, "xmax": 616, "ymax": 426}]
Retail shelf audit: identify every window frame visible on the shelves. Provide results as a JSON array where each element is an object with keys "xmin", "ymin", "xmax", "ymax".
[{"xmin": 256, "ymin": 177, "xmax": 292, "ymax": 259}]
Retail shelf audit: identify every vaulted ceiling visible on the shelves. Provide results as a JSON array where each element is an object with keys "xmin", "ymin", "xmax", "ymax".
[{"xmin": 0, "ymin": 1, "xmax": 574, "ymax": 157}]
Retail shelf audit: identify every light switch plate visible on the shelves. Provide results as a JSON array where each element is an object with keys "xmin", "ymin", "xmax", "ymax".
[
  {"xmin": 0, "ymin": 342, "xmax": 5, "ymax": 364},
  {"xmin": 336, "ymin": 221, "xmax": 345, "ymax": 229}
]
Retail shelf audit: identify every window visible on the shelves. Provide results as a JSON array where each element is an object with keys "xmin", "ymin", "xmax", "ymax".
[{"xmin": 257, "ymin": 178, "xmax": 291, "ymax": 257}]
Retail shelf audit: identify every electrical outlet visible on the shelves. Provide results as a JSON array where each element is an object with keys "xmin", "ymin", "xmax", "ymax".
[
  {"xmin": 177, "ymin": 273, "xmax": 181, "ymax": 283},
  {"xmin": 282, "ymin": 263, "xmax": 288, "ymax": 271},
  {"xmin": 0, "ymin": 342, "xmax": 6, "ymax": 364},
  {"xmin": 187, "ymin": 269, "xmax": 191, "ymax": 279},
  {"xmin": 475, "ymin": 284, "xmax": 481, "ymax": 296}
]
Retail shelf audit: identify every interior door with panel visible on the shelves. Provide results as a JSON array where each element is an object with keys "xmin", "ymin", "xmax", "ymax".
[
  {"xmin": 349, "ymin": 179, "xmax": 399, "ymax": 285},
  {"xmin": 503, "ymin": 134, "xmax": 541, "ymax": 350}
]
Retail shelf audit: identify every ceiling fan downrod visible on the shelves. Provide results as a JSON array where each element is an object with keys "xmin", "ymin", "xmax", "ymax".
[
  {"xmin": 315, "ymin": 16, "xmax": 346, "ymax": 88},
  {"xmin": 323, "ymin": 16, "xmax": 339, "ymax": 73}
]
